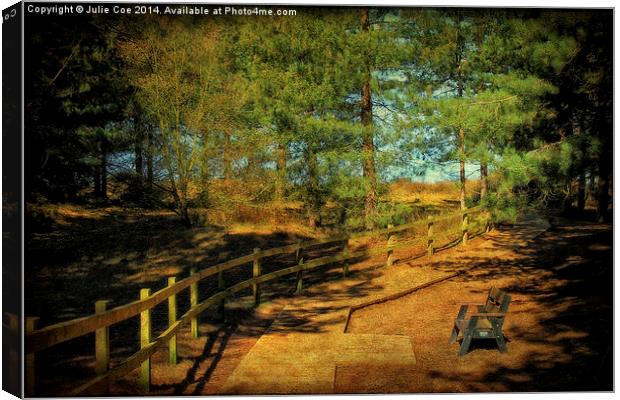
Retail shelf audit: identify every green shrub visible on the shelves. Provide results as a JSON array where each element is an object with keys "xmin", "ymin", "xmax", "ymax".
[{"xmin": 482, "ymin": 192, "xmax": 527, "ymax": 224}]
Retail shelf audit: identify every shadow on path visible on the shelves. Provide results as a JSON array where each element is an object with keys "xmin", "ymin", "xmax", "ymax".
[{"xmin": 346, "ymin": 217, "xmax": 612, "ymax": 392}]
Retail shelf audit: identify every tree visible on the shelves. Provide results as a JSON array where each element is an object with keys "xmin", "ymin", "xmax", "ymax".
[
  {"xmin": 397, "ymin": 8, "xmax": 479, "ymax": 210},
  {"xmin": 25, "ymin": 13, "xmax": 130, "ymax": 202},
  {"xmin": 551, "ymin": 11, "xmax": 612, "ymax": 220},
  {"xmin": 359, "ymin": 7, "xmax": 379, "ymax": 226},
  {"xmin": 120, "ymin": 18, "xmax": 236, "ymax": 226},
  {"xmin": 352, "ymin": 7, "xmax": 408, "ymax": 227},
  {"xmin": 398, "ymin": 9, "xmax": 569, "ymax": 212},
  {"xmin": 484, "ymin": 10, "xmax": 611, "ymax": 220},
  {"xmin": 235, "ymin": 9, "xmax": 362, "ymax": 227}
]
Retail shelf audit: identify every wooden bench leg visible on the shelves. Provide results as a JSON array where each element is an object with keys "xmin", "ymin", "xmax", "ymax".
[
  {"xmin": 458, "ymin": 317, "xmax": 478, "ymax": 356},
  {"xmin": 459, "ymin": 331, "xmax": 473, "ymax": 356},
  {"xmin": 496, "ymin": 334, "xmax": 508, "ymax": 353},
  {"xmin": 491, "ymin": 319, "xmax": 508, "ymax": 353},
  {"xmin": 450, "ymin": 305, "xmax": 469, "ymax": 345},
  {"xmin": 449, "ymin": 325, "xmax": 459, "ymax": 344}
]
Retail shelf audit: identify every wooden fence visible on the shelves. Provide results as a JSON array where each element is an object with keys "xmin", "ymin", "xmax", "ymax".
[{"xmin": 24, "ymin": 207, "xmax": 489, "ymax": 396}]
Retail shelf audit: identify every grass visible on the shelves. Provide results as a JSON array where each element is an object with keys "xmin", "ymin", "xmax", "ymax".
[{"xmin": 386, "ymin": 179, "xmax": 481, "ymax": 206}]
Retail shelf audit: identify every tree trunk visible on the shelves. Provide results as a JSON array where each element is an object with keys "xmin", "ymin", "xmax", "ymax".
[
  {"xmin": 456, "ymin": 64, "xmax": 465, "ymax": 210},
  {"xmin": 134, "ymin": 127, "xmax": 144, "ymax": 177},
  {"xmin": 306, "ymin": 145, "xmax": 321, "ymax": 228},
  {"xmin": 100, "ymin": 138, "xmax": 108, "ymax": 200},
  {"xmin": 171, "ymin": 180, "xmax": 192, "ymax": 227},
  {"xmin": 568, "ymin": 117, "xmax": 586, "ymax": 212},
  {"xmin": 563, "ymin": 182, "xmax": 573, "ymax": 213},
  {"xmin": 459, "ymin": 128, "xmax": 466, "ymax": 210},
  {"xmin": 275, "ymin": 142, "xmax": 287, "ymax": 201},
  {"xmin": 589, "ymin": 173, "xmax": 597, "ymax": 204},
  {"xmin": 597, "ymin": 156, "xmax": 611, "ymax": 223},
  {"xmin": 223, "ymin": 130, "xmax": 232, "ymax": 180},
  {"xmin": 146, "ymin": 128, "xmax": 154, "ymax": 188},
  {"xmin": 93, "ymin": 169, "xmax": 101, "ymax": 197},
  {"xmin": 456, "ymin": 20, "xmax": 466, "ymax": 211},
  {"xmin": 179, "ymin": 201, "xmax": 191, "ymax": 227},
  {"xmin": 480, "ymin": 163, "xmax": 488, "ymax": 201},
  {"xmin": 475, "ymin": 16, "xmax": 489, "ymax": 205},
  {"xmin": 246, "ymin": 153, "xmax": 258, "ymax": 177},
  {"xmin": 595, "ymin": 114, "xmax": 612, "ymax": 223},
  {"xmin": 361, "ymin": 7, "xmax": 378, "ymax": 229},
  {"xmin": 577, "ymin": 171, "xmax": 586, "ymax": 212}
]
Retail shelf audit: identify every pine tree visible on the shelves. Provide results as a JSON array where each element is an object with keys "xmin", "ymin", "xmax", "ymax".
[
  {"xmin": 398, "ymin": 9, "xmax": 567, "ymax": 212},
  {"xmin": 25, "ymin": 13, "xmax": 130, "ymax": 201},
  {"xmin": 235, "ymin": 9, "xmax": 361, "ymax": 226}
]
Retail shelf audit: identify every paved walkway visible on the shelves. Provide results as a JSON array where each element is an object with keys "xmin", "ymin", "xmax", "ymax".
[
  {"xmin": 220, "ymin": 268, "xmax": 423, "ymax": 394},
  {"xmin": 217, "ymin": 214, "xmax": 551, "ymax": 394}
]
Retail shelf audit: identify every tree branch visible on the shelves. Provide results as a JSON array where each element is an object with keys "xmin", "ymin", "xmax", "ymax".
[{"xmin": 47, "ymin": 41, "xmax": 81, "ymax": 87}]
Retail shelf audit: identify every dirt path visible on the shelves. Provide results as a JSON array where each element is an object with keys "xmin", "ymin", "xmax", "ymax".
[
  {"xmin": 344, "ymin": 218, "xmax": 612, "ymax": 392},
  {"xmin": 208, "ymin": 214, "xmax": 613, "ymax": 394},
  {"xmin": 41, "ymin": 214, "xmax": 611, "ymax": 395}
]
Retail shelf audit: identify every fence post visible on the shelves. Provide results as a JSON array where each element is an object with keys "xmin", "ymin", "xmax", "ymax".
[
  {"xmin": 253, "ymin": 248, "xmax": 262, "ymax": 307},
  {"xmin": 295, "ymin": 240, "xmax": 302, "ymax": 263},
  {"xmin": 94, "ymin": 300, "xmax": 111, "ymax": 393},
  {"xmin": 217, "ymin": 267, "xmax": 226, "ymax": 319},
  {"xmin": 294, "ymin": 241, "xmax": 305, "ymax": 292},
  {"xmin": 295, "ymin": 258, "xmax": 304, "ymax": 295},
  {"xmin": 462, "ymin": 210, "xmax": 469, "ymax": 246},
  {"xmin": 386, "ymin": 224, "xmax": 395, "ymax": 267},
  {"xmin": 25, "ymin": 317, "xmax": 39, "ymax": 397},
  {"xmin": 139, "ymin": 288, "xmax": 151, "ymax": 392},
  {"xmin": 190, "ymin": 268, "xmax": 198, "ymax": 338},
  {"xmin": 427, "ymin": 216, "xmax": 434, "ymax": 257},
  {"xmin": 167, "ymin": 277, "xmax": 177, "ymax": 365},
  {"xmin": 342, "ymin": 238, "xmax": 350, "ymax": 277}
]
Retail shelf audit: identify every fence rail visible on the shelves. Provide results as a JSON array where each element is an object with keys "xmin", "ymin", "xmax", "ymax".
[{"xmin": 25, "ymin": 206, "xmax": 488, "ymax": 396}]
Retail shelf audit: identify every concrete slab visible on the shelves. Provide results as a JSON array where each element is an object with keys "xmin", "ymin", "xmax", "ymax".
[
  {"xmin": 220, "ymin": 332, "xmax": 415, "ymax": 394},
  {"xmin": 334, "ymin": 363, "xmax": 419, "ymax": 393}
]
